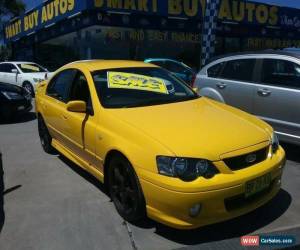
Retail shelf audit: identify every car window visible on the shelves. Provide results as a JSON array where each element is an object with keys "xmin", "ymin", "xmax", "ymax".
[
  {"xmin": 68, "ymin": 71, "xmax": 93, "ymax": 111},
  {"xmin": 164, "ymin": 61, "xmax": 186, "ymax": 73},
  {"xmin": 92, "ymin": 67, "xmax": 198, "ymax": 109},
  {"xmin": 261, "ymin": 59, "xmax": 300, "ymax": 89},
  {"xmin": 1, "ymin": 63, "xmax": 17, "ymax": 73},
  {"xmin": 17, "ymin": 63, "xmax": 46, "ymax": 73},
  {"xmin": 149, "ymin": 61, "xmax": 165, "ymax": 68},
  {"xmin": 0, "ymin": 64, "xmax": 5, "ymax": 73},
  {"xmin": 220, "ymin": 59, "xmax": 255, "ymax": 82},
  {"xmin": 46, "ymin": 69, "xmax": 77, "ymax": 102},
  {"xmin": 207, "ymin": 62, "xmax": 226, "ymax": 78}
]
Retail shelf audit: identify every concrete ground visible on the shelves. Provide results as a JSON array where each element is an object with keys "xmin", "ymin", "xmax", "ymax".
[{"xmin": 0, "ymin": 111, "xmax": 299, "ymax": 250}]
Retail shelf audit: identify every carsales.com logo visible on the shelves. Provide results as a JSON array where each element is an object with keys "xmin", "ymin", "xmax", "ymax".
[
  {"xmin": 241, "ymin": 235, "xmax": 296, "ymax": 247},
  {"xmin": 241, "ymin": 236, "xmax": 260, "ymax": 246}
]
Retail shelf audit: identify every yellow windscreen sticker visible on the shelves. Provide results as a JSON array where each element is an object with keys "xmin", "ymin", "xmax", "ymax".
[
  {"xmin": 20, "ymin": 64, "xmax": 39, "ymax": 71},
  {"xmin": 107, "ymin": 72, "xmax": 169, "ymax": 94}
]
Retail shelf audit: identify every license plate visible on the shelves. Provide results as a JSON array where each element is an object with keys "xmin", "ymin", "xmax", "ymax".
[
  {"xmin": 17, "ymin": 106, "xmax": 25, "ymax": 111},
  {"xmin": 245, "ymin": 173, "xmax": 271, "ymax": 198}
]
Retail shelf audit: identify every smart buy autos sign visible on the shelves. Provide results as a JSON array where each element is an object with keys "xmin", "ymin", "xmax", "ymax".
[
  {"xmin": 5, "ymin": 0, "xmax": 86, "ymax": 40},
  {"xmin": 4, "ymin": 0, "xmax": 300, "ymax": 42}
]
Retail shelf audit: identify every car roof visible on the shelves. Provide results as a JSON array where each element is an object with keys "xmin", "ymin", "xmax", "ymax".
[
  {"xmin": 206, "ymin": 49, "xmax": 300, "ymax": 65},
  {"xmin": 65, "ymin": 60, "xmax": 158, "ymax": 71}
]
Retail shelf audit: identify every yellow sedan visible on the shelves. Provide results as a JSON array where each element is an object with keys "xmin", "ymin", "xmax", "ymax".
[{"xmin": 35, "ymin": 60, "xmax": 285, "ymax": 229}]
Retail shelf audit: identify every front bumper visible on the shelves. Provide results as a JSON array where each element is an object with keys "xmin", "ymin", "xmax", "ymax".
[{"xmin": 138, "ymin": 146, "xmax": 285, "ymax": 229}]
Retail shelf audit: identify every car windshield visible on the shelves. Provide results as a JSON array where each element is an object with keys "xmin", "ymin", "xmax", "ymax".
[
  {"xmin": 92, "ymin": 67, "xmax": 199, "ymax": 108},
  {"xmin": 18, "ymin": 63, "xmax": 46, "ymax": 73}
]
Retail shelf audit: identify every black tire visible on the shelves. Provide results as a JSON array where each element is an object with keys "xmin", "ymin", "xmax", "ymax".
[
  {"xmin": 108, "ymin": 155, "xmax": 146, "ymax": 222},
  {"xmin": 38, "ymin": 116, "xmax": 55, "ymax": 154},
  {"xmin": 23, "ymin": 82, "xmax": 35, "ymax": 97}
]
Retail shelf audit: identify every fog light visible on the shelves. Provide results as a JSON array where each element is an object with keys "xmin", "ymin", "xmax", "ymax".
[{"xmin": 189, "ymin": 203, "xmax": 202, "ymax": 218}]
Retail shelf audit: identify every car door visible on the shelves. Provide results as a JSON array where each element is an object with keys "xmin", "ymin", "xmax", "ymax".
[
  {"xmin": 253, "ymin": 58, "xmax": 300, "ymax": 139},
  {"xmin": 61, "ymin": 70, "xmax": 99, "ymax": 171},
  {"xmin": 42, "ymin": 69, "xmax": 77, "ymax": 145},
  {"xmin": 211, "ymin": 58, "xmax": 257, "ymax": 114},
  {"xmin": 5, "ymin": 63, "xmax": 19, "ymax": 85}
]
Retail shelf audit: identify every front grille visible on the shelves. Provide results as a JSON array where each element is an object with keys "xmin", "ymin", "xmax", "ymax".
[
  {"xmin": 224, "ymin": 178, "xmax": 276, "ymax": 211},
  {"xmin": 224, "ymin": 147, "xmax": 269, "ymax": 171}
]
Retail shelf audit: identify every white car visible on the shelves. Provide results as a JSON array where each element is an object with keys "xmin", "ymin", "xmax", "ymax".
[{"xmin": 0, "ymin": 61, "xmax": 51, "ymax": 96}]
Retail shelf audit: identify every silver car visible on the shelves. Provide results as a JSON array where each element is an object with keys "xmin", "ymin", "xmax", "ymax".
[{"xmin": 194, "ymin": 50, "xmax": 300, "ymax": 145}]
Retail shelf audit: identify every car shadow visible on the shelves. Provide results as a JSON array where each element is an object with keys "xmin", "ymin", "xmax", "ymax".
[
  {"xmin": 58, "ymin": 155, "xmax": 108, "ymax": 195},
  {"xmin": 0, "ymin": 112, "xmax": 36, "ymax": 125},
  {"xmin": 281, "ymin": 143, "xmax": 300, "ymax": 163},
  {"xmin": 57, "ymin": 153, "xmax": 292, "ymax": 245}
]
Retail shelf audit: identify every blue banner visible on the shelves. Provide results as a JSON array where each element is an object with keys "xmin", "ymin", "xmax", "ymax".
[{"xmin": 5, "ymin": 0, "xmax": 88, "ymax": 41}]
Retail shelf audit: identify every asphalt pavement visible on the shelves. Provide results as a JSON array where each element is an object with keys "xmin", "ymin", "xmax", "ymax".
[{"xmin": 0, "ymin": 110, "xmax": 299, "ymax": 250}]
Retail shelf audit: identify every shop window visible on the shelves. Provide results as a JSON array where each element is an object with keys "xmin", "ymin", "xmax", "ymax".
[
  {"xmin": 261, "ymin": 59, "xmax": 300, "ymax": 89},
  {"xmin": 220, "ymin": 59, "xmax": 255, "ymax": 82}
]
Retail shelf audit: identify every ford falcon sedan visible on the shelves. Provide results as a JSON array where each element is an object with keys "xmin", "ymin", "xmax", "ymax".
[{"xmin": 35, "ymin": 60, "xmax": 285, "ymax": 229}]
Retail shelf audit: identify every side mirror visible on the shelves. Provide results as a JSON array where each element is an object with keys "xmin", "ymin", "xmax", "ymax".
[
  {"xmin": 11, "ymin": 69, "xmax": 18, "ymax": 74},
  {"xmin": 66, "ymin": 101, "xmax": 86, "ymax": 113}
]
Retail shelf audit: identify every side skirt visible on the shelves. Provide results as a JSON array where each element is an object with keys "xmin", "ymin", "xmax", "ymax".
[{"xmin": 51, "ymin": 138, "xmax": 104, "ymax": 183}]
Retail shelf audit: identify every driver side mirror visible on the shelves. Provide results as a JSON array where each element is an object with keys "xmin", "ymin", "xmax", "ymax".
[
  {"xmin": 11, "ymin": 69, "xmax": 18, "ymax": 74},
  {"xmin": 66, "ymin": 101, "xmax": 86, "ymax": 113}
]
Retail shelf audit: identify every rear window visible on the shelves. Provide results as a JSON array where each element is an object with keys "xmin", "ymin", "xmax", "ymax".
[
  {"xmin": 261, "ymin": 59, "xmax": 300, "ymax": 89},
  {"xmin": 220, "ymin": 59, "xmax": 255, "ymax": 82},
  {"xmin": 207, "ymin": 62, "xmax": 225, "ymax": 78}
]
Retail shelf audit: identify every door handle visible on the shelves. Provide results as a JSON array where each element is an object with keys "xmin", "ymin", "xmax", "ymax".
[
  {"xmin": 257, "ymin": 88, "xmax": 271, "ymax": 97},
  {"xmin": 61, "ymin": 114, "xmax": 68, "ymax": 120},
  {"xmin": 216, "ymin": 83, "xmax": 227, "ymax": 89}
]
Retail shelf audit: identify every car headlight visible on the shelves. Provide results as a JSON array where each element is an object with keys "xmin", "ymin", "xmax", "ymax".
[
  {"xmin": 271, "ymin": 132, "xmax": 279, "ymax": 153},
  {"xmin": 1, "ymin": 91, "xmax": 23, "ymax": 100},
  {"xmin": 33, "ymin": 78, "xmax": 43, "ymax": 82},
  {"xmin": 156, "ymin": 156, "xmax": 219, "ymax": 181}
]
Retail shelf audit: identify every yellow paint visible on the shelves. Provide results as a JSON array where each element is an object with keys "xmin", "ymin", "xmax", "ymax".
[
  {"xmin": 24, "ymin": 10, "xmax": 39, "ymax": 31},
  {"xmin": 218, "ymin": 0, "xmax": 232, "ymax": 20},
  {"xmin": 218, "ymin": 0, "xmax": 279, "ymax": 26},
  {"xmin": 107, "ymin": 0, "xmax": 123, "ymax": 8},
  {"xmin": 35, "ymin": 60, "xmax": 285, "ymax": 229},
  {"xmin": 183, "ymin": 0, "xmax": 198, "ymax": 17},
  {"xmin": 269, "ymin": 6, "xmax": 278, "ymax": 25},
  {"xmin": 107, "ymin": 71, "xmax": 168, "ymax": 94},
  {"xmin": 245, "ymin": 2, "xmax": 255, "ymax": 22},
  {"xmin": 124, "ymin": 0, "xmax": 136, "ymax": 10},
  {"xmin": 5, "ymin": 20, "xmax": 22, "ymax": 39},
  {"xmin": 256, "ymin": 4, "xmax": 268, "ymax": 24},
  {"xmin": 138, "ymin": 0, "xmax": 148, "ymax": 11},
  {"xmin": 232, "ymin": 0, "xmax": 244, "ymax": 22},
  {"xmin": 94, "ymin": 0, "xmax": 104, "ymax": 7}
]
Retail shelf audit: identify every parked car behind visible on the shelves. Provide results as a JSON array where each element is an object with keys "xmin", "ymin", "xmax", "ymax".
[
  {"xmin": 194, "ymin": 50, "xmax": 300, "ymax": 145},
  {"xmin": 0, "ymin": 61, "xmax": 50, "ymax": 97},
  {"xmin": 144, "ymin": 58, "xmax": 196, "ymax": 86},
  {"xmin": 35, "ymin": 60, "xmax": 285, "ymax": 229},
  {"xmin": 0, "ymin": 82, "xmax": 32, "ymax": 121}
]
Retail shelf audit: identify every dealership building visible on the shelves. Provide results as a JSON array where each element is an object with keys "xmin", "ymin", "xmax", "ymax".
[{"xmin": 4, "ymin": 0, "xmax": 300, "ymax": 71}]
